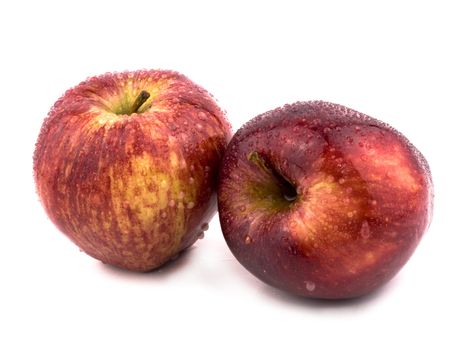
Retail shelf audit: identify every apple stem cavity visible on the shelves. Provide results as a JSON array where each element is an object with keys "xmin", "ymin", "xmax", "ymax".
[
  {"xmin": 130, "ymin": 90, "xmax": 151, "ymax": 114},
  {"xmin": 247, "ymin": 151, "xmax": 297, "ymax": 203}
]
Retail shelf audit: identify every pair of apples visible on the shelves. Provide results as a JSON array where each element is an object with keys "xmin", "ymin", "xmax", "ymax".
[{"xmin": 34, "ymin": 70, "xmax": 433, "ymax": 299}]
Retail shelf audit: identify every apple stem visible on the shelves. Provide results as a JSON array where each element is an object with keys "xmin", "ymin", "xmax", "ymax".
[
  {"xmin": 130, "ymin": 90, "xmax": 151, "ymax": 114},
  {"xmin": 248, "ymin": 151, "xmax": 297, "ymax": 202}
]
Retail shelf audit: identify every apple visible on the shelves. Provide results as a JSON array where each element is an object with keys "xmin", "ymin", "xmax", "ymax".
[
  {"xmin": 34, "ymin": 70, "xmax": 231, "ymax": 271},
  {"xmin": 218, "ymin": 101, "xmax": 433, "ymax": 299}
]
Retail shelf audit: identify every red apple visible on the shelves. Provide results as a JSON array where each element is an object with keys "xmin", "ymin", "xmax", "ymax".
[
  {"xmin": 34, "ymin": 70, "xmax": 231, "ymax": 271},
  {"xmin": 218, "ymin": 101, "xmax": 433, "ymax": 299}
]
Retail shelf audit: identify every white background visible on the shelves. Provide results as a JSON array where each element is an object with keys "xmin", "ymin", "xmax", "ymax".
[{"xmin": 1, "ymin": 1, "xmax": 466, "ymax": 349}]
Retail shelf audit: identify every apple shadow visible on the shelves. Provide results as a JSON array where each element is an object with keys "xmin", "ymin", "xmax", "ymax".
[
  {"xmin": 221, "ymin": 253, "xmax": 400, "ymax": 309},
  {"xmin": 96, "ymin": 246, "xmax": 197, "ymax": 281},
  {"xmin": 256, "ymin": 276, "xmax": 401, "ymax": 310}
]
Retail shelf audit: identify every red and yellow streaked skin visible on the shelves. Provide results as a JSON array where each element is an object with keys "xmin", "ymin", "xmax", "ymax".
[
  {"xmin": 34, "ymin": 70, "xmax": 231, "ymax": 271},
  {"xmin": 218, "ymin": 101, "xmax": 433, "ymax": 299}
]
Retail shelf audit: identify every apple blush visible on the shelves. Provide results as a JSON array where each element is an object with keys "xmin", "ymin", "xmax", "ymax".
[
  {"xmin": 218, "ymin": 101, "xmax": 433, "ymax": 299},
  {"xmin": 34, "ymin": 70, "xmax": 231, "ymax": 271}
]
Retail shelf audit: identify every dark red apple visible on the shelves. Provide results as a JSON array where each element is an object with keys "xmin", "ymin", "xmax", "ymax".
[
  {"xmin": 218, "ymin": 101, "xmax": 433, "ymax": 299},
  {"xmin": 34, "ymin": 69, "xmax": 231, "ymax": 271}
]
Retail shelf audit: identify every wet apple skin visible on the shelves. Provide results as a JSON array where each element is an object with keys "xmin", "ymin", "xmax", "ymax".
[{"xmin": 218, "ymin": 101, "xmax": 433, "ymax": 299}]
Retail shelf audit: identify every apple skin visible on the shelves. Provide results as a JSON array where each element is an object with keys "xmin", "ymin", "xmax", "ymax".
[
  {"xmin": 34, "ymin": 70, "xmax": 231, "ymax": 271},
  {"xmin": 218, "ymin": 101, "xmax": 433, "ymax": 299}
]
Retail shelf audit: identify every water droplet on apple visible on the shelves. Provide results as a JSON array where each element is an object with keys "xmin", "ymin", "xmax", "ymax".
[
  {"xmin": 178, "ymin": 191, "xmax": 185, "ymax": 199},
  {"xmin": 288, "ymin": 246, "xmax": 297, "ymax": 255},
  {"xmin": 224, "ymin": 214, "xmax": 233, "ymax": 225},
  {"xmin": 169, "ymin": 199, "xmax": 176, "ymax": 207},
  {"xmin": 355, "ymin": 126, "xmax": 361, "ymax": 132},
  {"xmin": 360, "ymin": 221, "xmax": 371, "ymax": 239},
  {"xmin": 189, "ymin": 177, "xmax": 195, "ymax": 184},
  {"xmin": 190, "ymin": 165, "xmax": 195, "ymax": 171},
  {"xmin": 161, "ymin": 211, "xmax": 167, "ymax": 218},
  {"xmin": 198, "ymin": 231, "xmax": 205, "ymax": 239},
  {"xmin": 187, "ymin": 202, "xmax": 195, "ymax": 209},
  {"xmin": 196, "ymin": 123, "xmax": 203, "ymax": 130},
  {"xmin": 370, "ymin": 200, "xmax": 377, "ymax": 206},
  {"xmin": 305, "ymin": 281, "xmax": 316, "ymax": 292},
  {"xmin": 204, "ymin": 166, "xmax": 210, "ymax": 172},
  {"xmin": 338, "ymin": 178, "xmax": 346, "ymax": 185},
  {"xmin": 201, "ymin": 223, "xmax": 209, "ymax": 231},
  {"xmin": 245, "ymin": 235, "xmax": 252, "ymax": 244}
]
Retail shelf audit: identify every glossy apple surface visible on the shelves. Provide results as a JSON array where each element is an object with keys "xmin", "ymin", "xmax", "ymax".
[
  {"xmin": 218, "ymin": 101, "xmax": 433, "ymax": 299},
  {"xmin": 34, "ymin": 70, "xmax": 231, "ymax": 271}
]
